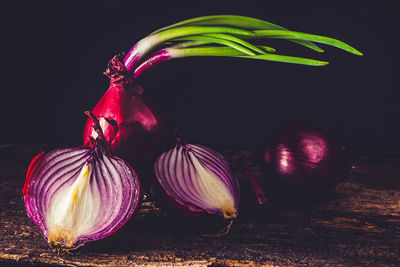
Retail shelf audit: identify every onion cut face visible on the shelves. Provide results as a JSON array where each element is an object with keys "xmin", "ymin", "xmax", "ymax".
[
  {"xmin": 23, "ymin": 146, "xmax": 141, "ymax": 249},
  {"xmin": 154, "ymin": 144, "xmax": 240, "ymax": 220}
]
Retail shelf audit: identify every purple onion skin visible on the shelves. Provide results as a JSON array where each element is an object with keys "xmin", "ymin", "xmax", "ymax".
[
  {"xmin": 262, "ymin": 126, "xmax": 348, "ymax": 202},
  {"xmin": 83, "ymin": 54, "xmax": 173, "ymax": 194},
  {"xmin": 83, "ymin": 54, "xmax": 173, "ymax": 170},
  {"xmin": 133, "ymin": 50, "xmax": 172, "ymax": 79}
]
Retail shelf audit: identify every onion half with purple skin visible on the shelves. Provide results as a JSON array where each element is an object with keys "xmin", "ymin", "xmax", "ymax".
[
  {"xmin": 23, "ymin": 146, "xmax": 141, "ymax": 249},
  {"xmin": 154, "ymin": 143, "xmax": 240, "ymax": 221}
]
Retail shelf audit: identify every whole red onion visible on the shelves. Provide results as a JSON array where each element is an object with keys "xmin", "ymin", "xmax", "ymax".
[
  {"xmin": 83, "ymin": 54, "xmax": 172, "ymax": 165},
  {"xmin": 263, "ymin": 126, "xmax": 348, "ymax": 200}
]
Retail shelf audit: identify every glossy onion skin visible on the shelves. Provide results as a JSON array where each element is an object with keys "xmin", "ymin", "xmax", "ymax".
[
  {"xmin": 154, "ymin": 144, "xmax": 240, "ymax": 219},
  {"xmin": 23, "ymin": 147, "xmax": 141, "ymax": 249},
  {"xmin": 83, "ymin": 54, "xmax": 172, "ymax": 164},
  {"xmin": 263, "ymin": 126, "xmax": 347, "ymax": 197}
]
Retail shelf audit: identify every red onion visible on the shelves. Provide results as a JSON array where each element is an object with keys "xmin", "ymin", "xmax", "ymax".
[
  {"xmin": 263, "ymin": 126, "xmax": 348, "ymax": 199},
  {"xmin": 24, "ymin": 113, "xmax": 141, "ymax": 249},
  {"xmin": 84, "ymin": 15, "xmax": 361, "ymax": 165},
  {"xmin": 154, "ymin": 143, "xmax": 240, "ymax": 225},
  {"xmin": 83, "ymin": 54, "xmax": 172, "ymax": 164}
]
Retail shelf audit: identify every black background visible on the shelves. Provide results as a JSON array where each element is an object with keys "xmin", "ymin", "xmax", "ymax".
[{"xmin": 3, "ymin": 1, "xmax": 400, "ymax": 157}]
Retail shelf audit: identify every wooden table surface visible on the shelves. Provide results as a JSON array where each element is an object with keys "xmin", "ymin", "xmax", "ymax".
[{"xmin": 0, "ymin": 145, "xmax": 399, "ymax": 266}]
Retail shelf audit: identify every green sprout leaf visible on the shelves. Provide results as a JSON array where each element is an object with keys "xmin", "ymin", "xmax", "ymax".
[
  {"xmin": 173, "ymin": 35, "xmax": 256, "ymax": 56},
  {"xmin": 202, "ymin": 33, "xmax": 267, "ymax": 54},
  {"xmin": 254, "ymin": 30, "xmax": 363, "ymax": 55},
  {"xmin": 240, "ymin": 54, "xmax": 328, "ymax": 66},
  {"xmin": 172, "ymin": 46, "xmax": 328, "ymax": 66},
  {"xmin": 155, "ymin": 26, "xmax": 255, "ymax": 42}
]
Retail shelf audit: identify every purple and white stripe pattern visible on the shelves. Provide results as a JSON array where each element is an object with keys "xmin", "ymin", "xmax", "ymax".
[
  {"xmin": 23, "ymin": 147, "xmax": 140, "ymax": 248},
  {"xmin": 154, "ymin": 144, "xmax": 240, "ymax": 219}
]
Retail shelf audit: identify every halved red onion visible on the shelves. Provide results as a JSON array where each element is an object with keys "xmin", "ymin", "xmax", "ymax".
[
  {"xmin": 23, "ymin": 146, "xmax": 141, "ymax": 249},
  {"xmin": 154, "ymin": 143, "xmax": 240, "ymax": 220}
]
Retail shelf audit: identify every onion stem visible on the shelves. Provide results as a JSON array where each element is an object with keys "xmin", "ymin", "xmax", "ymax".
[
  {"xmin": 124, "ymin": 26, "xmax": 254, "ymax": 71},
  {"xmin": 133, "ymin": 47, "xmax": 242, "ymax": 79},
  {"xmin": 133, "ymin": 46, "xmax": 327, "ymax": 79},
  {"xmin": 243, "ymin": 165, "xmax": 267, "ymax": 205}
]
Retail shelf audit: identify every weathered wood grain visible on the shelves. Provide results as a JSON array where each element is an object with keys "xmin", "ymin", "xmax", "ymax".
[{"xmin": 0, "ymin": 145, "xmax": 399, "ymax": 266}]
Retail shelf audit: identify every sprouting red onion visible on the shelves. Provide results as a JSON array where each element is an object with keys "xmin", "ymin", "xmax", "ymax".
[
  {"xmin": 84, "ymin": 14, "xmax": 362, "ymax": 165},
  {"xmin": 154, "ymin": 143, "xmax": 240, "ymax": 221},
  {"xmin": 263, "ymin": 126, "xmax": 347, "ymax": 197},
  {"xmin": 24, "ymin": 114, "xmax": 141, "ymax": 249},
  {"xmin": 83, "ymin": 54, "xmax": 172, "ymax": 164}
]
